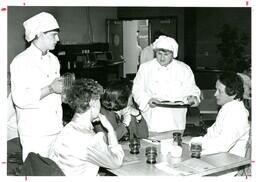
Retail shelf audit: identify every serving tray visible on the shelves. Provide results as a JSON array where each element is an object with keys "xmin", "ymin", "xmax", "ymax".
[{"xmin": 154, "ymin": 101, "xmax": 190, "ymax": 108}]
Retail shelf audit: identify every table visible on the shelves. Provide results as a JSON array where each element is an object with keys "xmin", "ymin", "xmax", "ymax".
[{"xmin": 108, "ymin": 137, "xmax": 250, "ymax": 176}]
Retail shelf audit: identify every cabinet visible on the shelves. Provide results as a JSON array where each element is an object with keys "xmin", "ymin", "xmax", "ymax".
[{"xmin": 52, "ymin": 43, "xmax": 124, "ymax": 87}]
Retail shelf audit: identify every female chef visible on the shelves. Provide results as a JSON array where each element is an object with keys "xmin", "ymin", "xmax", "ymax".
[{"xmin": 132, "ymin": 35, "xmax": 201, "ymax": 134}]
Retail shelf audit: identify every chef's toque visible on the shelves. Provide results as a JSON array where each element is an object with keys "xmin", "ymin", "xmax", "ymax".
[
  {"xmin": 23, "ymin": 12, "xmax": 59, "ymax": 42},
  {"xmin": 153, "ymin": 35, "xmax": 179, "ymax": 58}
]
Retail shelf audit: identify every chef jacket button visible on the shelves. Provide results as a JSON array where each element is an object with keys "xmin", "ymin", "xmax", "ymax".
[{"xmin": 47, "ymin": 75, "xmax": 49, "ymax": 78}]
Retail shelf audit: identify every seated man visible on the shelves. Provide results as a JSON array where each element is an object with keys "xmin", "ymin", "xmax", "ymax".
[
  {"xmin": 190, "ymin": 72, "xmax": 250, "ymax": 158},
  {"xmin": 49, "ymin": 79, "xmax": 124, "ymax": 176},
  {"xmin": 99, "ymin": 79, "xmax": 149, "ymax": 141}
]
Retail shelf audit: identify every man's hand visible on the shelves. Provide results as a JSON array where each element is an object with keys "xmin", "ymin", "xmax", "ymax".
[
  {"xmin": 50, "ymin": 77, "xmax": 64, "ymax": 94},
  {"xmin": 148, "ymin": 98, "xmax": 161, "ymax": 108}
]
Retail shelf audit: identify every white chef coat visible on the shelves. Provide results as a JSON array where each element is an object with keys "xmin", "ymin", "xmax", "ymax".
[
  {"xmin": 132, "ymin": 59, "xmax": 200, "ymax": 132},
  {"xmin": 140, "ymin": 44, "xmax": 154, "ymax": 64},
  {"xmin": 7, "ymin": 93, "xmax": 18, "ymax": 141},
  {"xmin": 10, "ymin": 44, "xmax": 63, "ymax": 159},
  {"xmin": 190, "ymin": 100, "xmax": 250, "ymax": 157},
  {"xmin": 49, "ymin": 114, "xmax": 124, "ymax": 176}
]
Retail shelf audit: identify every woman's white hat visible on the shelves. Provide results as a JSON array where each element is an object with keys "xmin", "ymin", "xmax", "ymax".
[
  {"xmin": 153, "ymin": 35, "xmax": 179, "ymax": 58},
  {"xmin": 23, "ymin": 12, "xmax": 59, "ymax": 42}
]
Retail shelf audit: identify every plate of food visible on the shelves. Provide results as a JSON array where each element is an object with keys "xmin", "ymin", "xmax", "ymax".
[{"xmin": 154, "ymin": 100, "xmax": 191, "ymax": 108}]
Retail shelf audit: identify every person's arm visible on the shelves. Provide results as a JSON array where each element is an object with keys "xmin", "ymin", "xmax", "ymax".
[
  {"xmin": 86, "ymin": 114, "xmax": 124, "ymax": 169},
  {"xmin": 98, "ymin": 114, "xmax": 119, "ymax": 146},
  {"xmin": 132, "ymin": 65, "xmax": 153, "ymax": 112},
  {"xmin": 194, "ymin": 111, "xmax": 249, "ymax": 156},
  {"xmin": 40, "ymin": 77, "xmax": 64, "ymax": 99},
  {"xmin": 11, "ymin": 60, "xmax": 42, "ymax": 109},
  {"xmin": 114, "ymin": 123, "xmax": 129, "ymax": 141},
  {"xmin": 11, "ymin": 56, "xmax": 63, "ymax": 108},
  {"xmin": 182, "ymin": 66, "xmax": 201, "ymax": 107},
  {"xmin": 86, "ymin": 132, "xmax": 124, "ymax": 169},
  {"xmin": 100, "ymin": 108, "xmax": 128, "ymax": 140}
]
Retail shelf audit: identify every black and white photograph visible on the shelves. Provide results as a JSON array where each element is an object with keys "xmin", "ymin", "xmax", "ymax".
[{"xmin": 1, "ymin": 0, "xmax": 254, "ymax": 180}]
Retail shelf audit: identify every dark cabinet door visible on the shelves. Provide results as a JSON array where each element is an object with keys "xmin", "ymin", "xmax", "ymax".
[
  {"xmin": 149, "ymin": 17, "xmax": 177, "ymax": 43},
  {"xmin": 106, "ymin": 19, "xmax": 123, "ymax": 61}
]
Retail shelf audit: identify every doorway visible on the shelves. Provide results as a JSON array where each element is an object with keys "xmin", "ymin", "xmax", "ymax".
[
  {"xmin": 123, "ymin": 20, "xmax": 148, "ymax": 78},
  {"xmin": 107, "ymin": 17, "xmax": 177, "ymax": 78}
]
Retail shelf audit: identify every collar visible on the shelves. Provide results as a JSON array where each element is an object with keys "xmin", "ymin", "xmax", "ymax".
[
  {"xmin": 153, "ymin": 59, "xmax": 175, "ymax": 69},
  {"xmin": 29, "ymin": 43, "xmax": 49, "ymax": 59},
  {"xmin": 71, "ymin": 113, "xmax": 94, "ymax": 131},
  {"xmin": 222, "ymin": 99, "xmax": 242, "ymax": 109}
]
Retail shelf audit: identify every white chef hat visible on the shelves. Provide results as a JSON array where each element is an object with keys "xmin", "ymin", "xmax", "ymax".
[
  {"xmin": 152, "ymin": 35, "xmax": 179, "ymax": 58},
  {"xmin": 23, "ymin": 12, "xmax": 59, "ymax": 42}
]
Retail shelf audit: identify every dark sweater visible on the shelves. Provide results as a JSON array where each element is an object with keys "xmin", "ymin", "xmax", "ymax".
[{"xmin": 94, "ymin": 107, "xmax": 148, "ymax": 141}]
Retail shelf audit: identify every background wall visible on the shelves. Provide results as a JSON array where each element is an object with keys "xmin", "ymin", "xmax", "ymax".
[
  {"xmin": 117, "ymin": 7, "xmax": 251, "ymax": 70},
  {"xmin": 195, "ymin": 7, "xmax": 251, "ymax": 69},
  {"xmin": 117, "ymin": 7, "xmax": 185, "ymax": 61},
  {"xmin": 7, "ymin": 6, "xmax": 117, "ymax": 71},
  {"xmin": 7, "ymin": 6, "xmax": 251, "ymax": 89},
  {"xmin": 117, "ymin": 7, "xmax": 251, "ymax": 89}
]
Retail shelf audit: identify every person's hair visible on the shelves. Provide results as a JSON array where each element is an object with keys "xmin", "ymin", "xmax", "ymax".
[
  {"xmin": 66, "ymin": 78, "xmax": 103, "ymax": 113},
  {"xmin": 44, "ymin": 28, "xmax": 60, "ymax": 34},
  {"xmin": 155, "ymin": 48, "xmax": 173, "ymax": 54},
  {"xmin": 218, "ymin": 71, "xmax": 244, "ymax": 100},
  {"xmin": 101, "ymin": 79, "xmax": 132, "ymax": 111}
]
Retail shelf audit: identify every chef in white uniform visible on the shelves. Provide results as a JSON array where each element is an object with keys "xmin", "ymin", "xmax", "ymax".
[
  {"xmin": 10, "ymin": 12, "xmax": 64, "ymax": 161},
  {"xmin": 132, "ymin": 35, "xmax": 200, "ymax": 133}
]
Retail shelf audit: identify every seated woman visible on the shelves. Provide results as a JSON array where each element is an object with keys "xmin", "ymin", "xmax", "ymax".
[
  {"xmin": 98, "ymin": 79, "xmax": 149, "ymax": 141},
  {"xmin": 190, "ymin": 72, "xmax": 250, "ymax": 157},
  {"xmin": 49, "ymin": 78, "xmax": 124, "ymax": 176},
  {"xmin": 189, "ymin": 72, "xmax": 250, "ymax": 176}
]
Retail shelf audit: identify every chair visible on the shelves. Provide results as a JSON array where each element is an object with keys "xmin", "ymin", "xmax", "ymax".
[
  {"xmin": 7, "ymin": 137, "xmax": 23, "ymax": 176},
  {"xmin": 236, "ymin": 128, "xmax": 251, "ymax": 176},
  {"xmin": 20, "ymin": 152, "xmax": 65, "ymax": 176}
]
